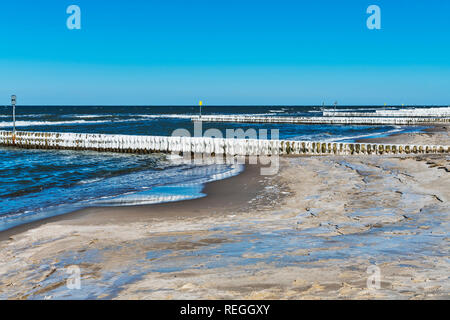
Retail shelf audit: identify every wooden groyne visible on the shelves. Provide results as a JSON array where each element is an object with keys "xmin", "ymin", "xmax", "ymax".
[
  {"xmin": 0, "ymin": 130, "xmax": 448, "ymax": 156},
  {"xmin": 323, "ymin": 107, "xmax": 450, "ymax": 118},
  {"xmin": 191, "ymin": 115, "xmax": 450, "ymax": 125}
]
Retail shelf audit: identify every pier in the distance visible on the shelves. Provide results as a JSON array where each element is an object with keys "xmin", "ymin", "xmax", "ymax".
[{"xmin": 190, "ymin": 106, "xmax": 450, "ymax": 125}]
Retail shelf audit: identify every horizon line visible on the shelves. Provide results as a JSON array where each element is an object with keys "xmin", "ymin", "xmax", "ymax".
[{"xmin": 1, "ymin": 104, "xmax": 449, "ymax": 108}]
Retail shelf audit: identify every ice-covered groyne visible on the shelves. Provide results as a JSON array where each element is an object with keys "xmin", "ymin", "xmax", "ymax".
[
  {"xmin": 323, "ymin": 107, "xmax": 450, "ymax": 118},
  {"xmin": 0, "ymin": 130, "xmax": 448, "ymax": 156},
  {"xmin": 191, "ymin": 115, "xmax": 450, "ymax": 125}
]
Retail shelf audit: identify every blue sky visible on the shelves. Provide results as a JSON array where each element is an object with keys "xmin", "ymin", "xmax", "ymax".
[{"xmin": 0, "ymin": 0, "xmax": 449, "ymax": 105}]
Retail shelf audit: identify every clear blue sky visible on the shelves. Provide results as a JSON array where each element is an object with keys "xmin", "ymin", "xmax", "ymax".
[{"xmin": 0, "ymin": 0, "xmax": 449, "ymax": 105}]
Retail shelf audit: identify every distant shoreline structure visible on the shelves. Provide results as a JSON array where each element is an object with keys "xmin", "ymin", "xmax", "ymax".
[
  {"xmin": 191, "ymin": 115, "xmax": 450, "ymax": 125},
  {"xmin": 192, "ymin": 106, "xmax": 450, "ymax": 125}
]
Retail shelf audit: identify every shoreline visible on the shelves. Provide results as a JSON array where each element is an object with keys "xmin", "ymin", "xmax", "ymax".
[
  {"xmin": 0, "ymin": 163, "xmax": 265, "ymax": 242},
  {"xmin": 358, "ymin": 124, "xmax": 449, "ymax": 145}
]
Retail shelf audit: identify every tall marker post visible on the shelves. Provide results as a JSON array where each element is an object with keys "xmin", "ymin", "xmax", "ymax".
[
  {"xmin": 199, "ymin": 100, "xmax": 203, "ymax": 119},
  {"xmin": 11, "ymin": 95, "xmax": 16, "ymax": 143}
]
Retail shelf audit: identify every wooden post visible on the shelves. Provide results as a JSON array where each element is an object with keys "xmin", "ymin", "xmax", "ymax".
[{"xmin": 11, "ymin": 95, "xmax": 16, "ymax": 143}]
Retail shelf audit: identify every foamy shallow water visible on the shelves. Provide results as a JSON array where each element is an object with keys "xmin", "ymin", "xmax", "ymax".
[{"xmin": 0, "ymin": 146, "xmax": 243, "ymax": 232}]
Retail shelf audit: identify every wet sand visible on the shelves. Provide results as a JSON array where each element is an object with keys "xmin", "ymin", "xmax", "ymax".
[
  {"xmin": 0, "ymin": 127, "xmax": 448, "ymax": 299},
  {"xmin": 0, "ymin": 163, "xmax": 266, "ymax": 241}
]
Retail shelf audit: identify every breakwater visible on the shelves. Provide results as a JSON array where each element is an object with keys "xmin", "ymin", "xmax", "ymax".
[
  {"xmin": 0, "ymin": 130, "xmax": 448, "ymax": 156},
  {"xmin": 323, "ymin": 107, "xmax": 450, "ymax": 118},
  {"xmin": 191, "ymin": 115, "xmax": 450, "ymax": 125}
]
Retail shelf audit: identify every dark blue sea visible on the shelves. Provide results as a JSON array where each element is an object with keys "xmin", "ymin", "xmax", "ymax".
[{"xmin": 0, "ymin": 105, "xmax": 426, "ymax": 231}]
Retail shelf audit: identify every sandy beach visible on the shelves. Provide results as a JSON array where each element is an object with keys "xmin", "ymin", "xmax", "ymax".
[{"xmin": 0, "ymin": 126, "xmax": 448, "ymax": 299}]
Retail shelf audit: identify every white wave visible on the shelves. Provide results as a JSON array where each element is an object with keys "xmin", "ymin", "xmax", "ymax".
[
  {"xmin": 59, "ymin": 113, "xmax": 194, "ymax": 120},
  {"xmin": 327, "ymin": 128, "xmax": 404, "ymax": 142},
  {"xmin": 0, "ymin": 114, "xmax": 54, "ymax": 118},
  {"xmin": 63, "ymin": 114, "xmax": 111, "ymax": 119},
  {"xmin": 0, "ymin": 116, "xmax": 171, "ymax": 127},
  {"xmin": 92, "ymin": 191, "xmax": 202, "ymax": 206},
  {"xmin": 75, "ymin": 177, "xmax": 104, "ymax": 185},
  {"xmin": 223, "ymin": 113, "xmax": 279, "ymax": 117},
  {"xmin": 140, "ymin": 113, "xmax": 282, "ymax": 118},
  {"xmin": 22, "ymin": 114, "xmax": 54, "ymax": 118},
  {"xmin": 138, "ymin": 114, "xmax": 194, "ymax": 119},
  {"xmin": 166, "ymin": 154, "xmax": 184, "ymax": 161},
  {"xmin": 288, "ymin": 128, "xmax": 405, "ymax": 143},
  {"xmin": 0, "ymin": 120, "xmax": 112, "ymax": 127},
  {"xmin": 322, "ymin": 108, "xmax": 377, "ymax": 112},
  {"xmin": 89, "ymin": 164, "xmax": 242, "ymax": 207}
]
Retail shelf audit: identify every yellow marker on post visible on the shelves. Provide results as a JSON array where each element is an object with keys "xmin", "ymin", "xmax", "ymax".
[{"xmin": 199, "ymin": 100, "xmax": 203, "ymax": 118}]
